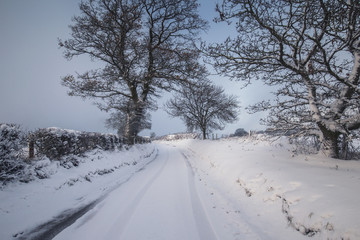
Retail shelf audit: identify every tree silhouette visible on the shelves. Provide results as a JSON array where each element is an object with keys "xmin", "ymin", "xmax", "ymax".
[{"xmin": 165, "ymin": 81, "xmax": 239, "ymax": 139}]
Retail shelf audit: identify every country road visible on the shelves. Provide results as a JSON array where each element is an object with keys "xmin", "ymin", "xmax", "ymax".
[{"xmin": 53, "ymin": 142, "xmax": 219, "ymax": 240}]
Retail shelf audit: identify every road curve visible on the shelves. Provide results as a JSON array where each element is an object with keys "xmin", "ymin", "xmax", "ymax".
[{"xmin": 53, "ymin": 143, "xmax": 217, "ymax": 240}]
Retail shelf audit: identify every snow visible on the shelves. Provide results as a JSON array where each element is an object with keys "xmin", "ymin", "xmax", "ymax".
[
  {"xmin": 1, "ymin": 136, "xmax": 359, "ymax": 239},
  {"xmin": 53, "ymin": 144, "xmax": 217, "ymax": 240},
  {"xmin": 176, "ymin": 136, "xmax": 360, "ymax": 239},
  {"xmin": 0, "ymin": 144, "xmax": 158, "ymax": 240}
]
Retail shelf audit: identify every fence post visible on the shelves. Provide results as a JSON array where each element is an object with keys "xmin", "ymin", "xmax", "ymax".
[{"xmin": 28, "ymin": 134, "xmax": 35, "ymax": 159}]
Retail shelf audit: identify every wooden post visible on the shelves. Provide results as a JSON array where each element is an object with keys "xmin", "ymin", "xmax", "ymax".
[{"xmin": 28, "ymin": 134, "xmax": 35, "ymax": 159}]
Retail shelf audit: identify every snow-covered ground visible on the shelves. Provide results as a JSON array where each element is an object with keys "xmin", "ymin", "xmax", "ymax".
[
  {"xmin": 1, "ymin": 136, "xmax": 359, "ymax": 239},
  {"xmin": 0, "ymin": 144, "xmax": 158, "ymax": 240},
  {"xmin": 178, "ymin": 137, "xmax": 360, "ymax": 239}
]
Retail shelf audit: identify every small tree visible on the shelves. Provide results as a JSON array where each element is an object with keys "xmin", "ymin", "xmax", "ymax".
[
  {"xmin": 233, "ymin": 128, "xmax": 248, "ymax": 137},
  {"xmin": 165, "ymin": 81, "xmax": 239, "ymax": 139}
]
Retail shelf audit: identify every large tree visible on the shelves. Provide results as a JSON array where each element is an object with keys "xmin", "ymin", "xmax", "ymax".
[
  {"xmin": 165, "ymin": 81, "xmax": 239, "ymax": 139},
  {"xmin": 206, "ymin": 0, "xmax": 360, "ymax": 158},
  {"xmin": 59, "ymin": 0, "xmax": 207, "ymax": 141}
]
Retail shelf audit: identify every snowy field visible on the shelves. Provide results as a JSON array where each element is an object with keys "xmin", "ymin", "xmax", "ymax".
[
  {"xmin": 0, "ymin": 136, "xmax": 359, "ymax": 239},
  {"xmin": 177, "ymin": 137, "xmax": 360, "ymax": 239}
]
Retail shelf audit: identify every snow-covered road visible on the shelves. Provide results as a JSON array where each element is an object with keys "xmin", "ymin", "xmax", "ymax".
[{"xmin": 53, "ymin": 143, "xmax": 218, "ymax": 240}]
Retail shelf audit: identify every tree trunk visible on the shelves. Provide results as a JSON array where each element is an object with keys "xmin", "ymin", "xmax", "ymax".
[
  {"xmin": 28, "ymin": 135, "xmax": 35, "ymax": 159},
  {"xmin": 318, "ymin": 124, "xmax": 340, "ymax": 158},
  {"xmin": 124, "ymin": 103, "xmax": 145, "ymax": 144},
  {"xmin": 124, "ymin": 117, "xmax": 140, "ymax": 144},
  {"xmin": 202, "ymin": 128, "xmax": 207, "ymax": 140},
  {"xmin": 339, "ymin": 134, "xmax": 350, "ymax": 160}
]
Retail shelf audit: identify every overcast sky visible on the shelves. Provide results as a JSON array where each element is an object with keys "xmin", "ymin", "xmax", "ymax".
[{"xmin": 0, "ymin": 0, "xmax": 269, "ymax": 136}]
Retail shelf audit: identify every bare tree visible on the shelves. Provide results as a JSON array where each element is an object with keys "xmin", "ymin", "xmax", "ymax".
[
  {"xmin": 205, "ymin": 0, "xmax": 360, "ymax": 158},
  {"xmin": 165, "ymin": 81, "xmax": 239, "ymax": 139},
  {"xmin": 59, "ymin": 0, "xmax": 207, "ymax": 142}
]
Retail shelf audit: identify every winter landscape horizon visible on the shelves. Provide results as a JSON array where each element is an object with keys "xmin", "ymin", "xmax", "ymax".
[
  {"xmin": 1, "ymin": 129, "xmax": 359, "ymax": 239},
  {"xmin": 1, "ymin": 0, "xmax": 360, "ymax": 239}
]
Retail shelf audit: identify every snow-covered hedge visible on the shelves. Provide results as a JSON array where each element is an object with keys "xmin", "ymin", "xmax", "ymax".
[
  {"xmin": 0, "ymin": 124, "xmax": 153, "ymax": 185},
  {"xmin": 0, "ymin": 123, "xmax": 27, "ymax": 184},
  {"xmin": 33, "ymin": 128, "xmax": 124, "ymax": 159},
  {"xmin": 0, "ymin": 123, "xmax": 26, "ymax": 160}
]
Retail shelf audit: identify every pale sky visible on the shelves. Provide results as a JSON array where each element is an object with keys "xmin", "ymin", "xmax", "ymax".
[{"xmin": 0, "ymin": 0, "xmax": 268, "ymax": 136}]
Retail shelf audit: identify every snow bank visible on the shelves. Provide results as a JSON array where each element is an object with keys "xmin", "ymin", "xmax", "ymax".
[
  {"xmin": 0, "ymin": 143, "xmax": 157, "ymax": 240},
  {"xmin": 175, "ymin": 136, "xmax": 360, "ymax": 239},
  {"xmin": 1, "ymin": 126, "xmax": 132, "ymax": 186}
]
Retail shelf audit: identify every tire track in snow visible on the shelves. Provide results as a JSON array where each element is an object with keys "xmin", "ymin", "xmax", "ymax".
[
  {"xmin": 54, "ymin": 143, "xmax": 220, "ymax": 239},
  {"xmin": 183, "ymin": 152, "xmax": 218, "ymax": 240},
  {"xmin": 116, "ymin": 144, "xmax": 214, "ymax": 240},
  {"xmin": 103, "ymin": 149, "xmax": 169, "ymax": 238},
  {"xmin": 51, "ymin": 148, "xmax": 168, "ymax": 240},
  {"xmin": 15, "ymin": 149, "xmax": 160, "ymax": 240},
  {"xmin": 182, "ymin": 147, "xmax": 269, "ymax": 240}
]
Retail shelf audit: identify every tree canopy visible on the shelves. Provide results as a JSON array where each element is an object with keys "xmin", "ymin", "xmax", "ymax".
[
  {"xmin": 59, "ymin": 0, "xmax": 207, "ymax": 141},
  {"xmin": 206, "ymin": 0, "xmax": 360, "ymax": 158}
]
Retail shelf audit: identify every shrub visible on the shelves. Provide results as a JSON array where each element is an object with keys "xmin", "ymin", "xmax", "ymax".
[
  {"xmin": 233, "ymin": 128, "xmax": 248, "ymax": 137},
  {"xmin": 0, "ymin": 123, "xmax": 27, "ymax": 184},
  {"xmin": 0, "ymin": 123, "xmax": 26, "ymax": 160}
]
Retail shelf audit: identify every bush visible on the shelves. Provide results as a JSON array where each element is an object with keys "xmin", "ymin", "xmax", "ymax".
[
  {"xmin": 0, "ymin": 123, "xmax": 26, "ymax": 160},
  {"xmin": 233, "ymin": 128, "xmax": 248, "ymax": 137},
  {"xmin": 0, "ymin": 123, "xmax": 27, "ymax": 184}
]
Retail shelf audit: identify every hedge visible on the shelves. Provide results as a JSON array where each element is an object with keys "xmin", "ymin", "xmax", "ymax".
[{"xmin": 32, "ymin": 128, "xmax": 125, "ymax": 159}]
